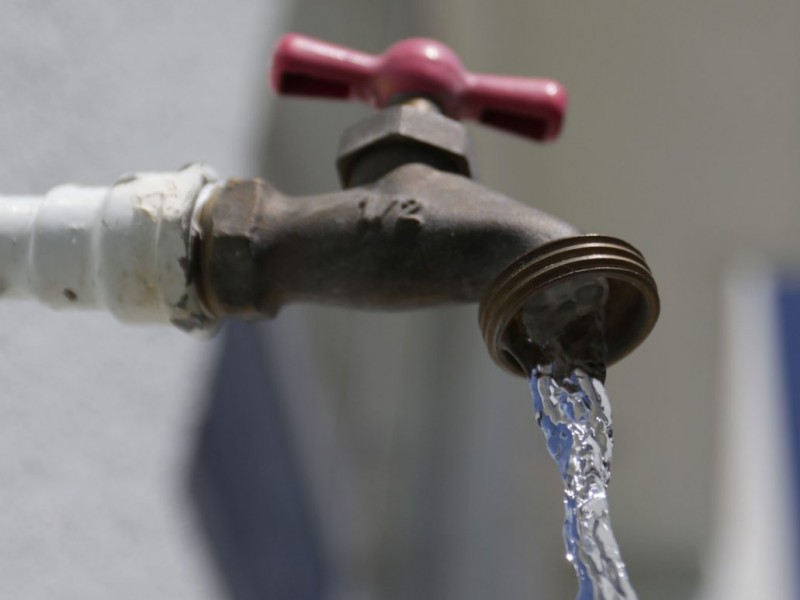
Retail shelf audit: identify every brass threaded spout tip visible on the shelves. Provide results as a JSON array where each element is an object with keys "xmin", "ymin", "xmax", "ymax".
[{"xmin": 479, "ymin": 234, "xmax": 660, "ymax": 377}]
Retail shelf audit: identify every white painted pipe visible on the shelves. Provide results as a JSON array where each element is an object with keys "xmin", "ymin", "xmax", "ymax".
[{"xmin": 0, "ymin": 164, "xmax": 219, "ymax": 332}]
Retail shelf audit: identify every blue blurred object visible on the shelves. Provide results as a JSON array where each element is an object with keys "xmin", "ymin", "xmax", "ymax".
[
  {"xmin": 777, "ymin": 279, "xmax": 800, "ymax": 567},
  {"xmin": 189, "ymin": 322, "xmax": 328, "ymax": 599}
]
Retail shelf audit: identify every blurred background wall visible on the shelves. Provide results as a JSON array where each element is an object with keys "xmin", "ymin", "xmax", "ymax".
[
  {"xmin": 0, "ymin": 3, "xmax": 287, "ymax": 599},
  {"xmin": 2, "ymin": 1, "xmax": 800, "ymax": 599}
]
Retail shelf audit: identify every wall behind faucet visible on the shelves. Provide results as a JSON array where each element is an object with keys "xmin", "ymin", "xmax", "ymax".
[
  {"xmin": 0, "ymin": 3, "xmax": 287, "ymax": 599},
  {"xmin": 3, "ymin": 1, "xmax": 799, "ymax": 599}
]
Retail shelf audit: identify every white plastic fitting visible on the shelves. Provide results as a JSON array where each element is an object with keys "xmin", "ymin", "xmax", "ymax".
[{"xmin": 0, "ymin": 164, "xmax": 219, "ymax": 332}]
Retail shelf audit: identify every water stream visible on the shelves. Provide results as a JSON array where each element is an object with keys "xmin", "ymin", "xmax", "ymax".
[{"xmin": 512, "ymin": 276, "xmax": 637, "ymax": 599}]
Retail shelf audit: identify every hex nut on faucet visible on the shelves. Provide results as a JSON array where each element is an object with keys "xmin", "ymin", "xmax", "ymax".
[{"xmin": 336, "ymin": 104, "xmax": 474, "ymax": 188}]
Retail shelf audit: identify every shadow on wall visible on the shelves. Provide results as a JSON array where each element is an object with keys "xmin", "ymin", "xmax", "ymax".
[{"xmin": 189, "ymin": 322, "xmax": 328, "ymax": 599}]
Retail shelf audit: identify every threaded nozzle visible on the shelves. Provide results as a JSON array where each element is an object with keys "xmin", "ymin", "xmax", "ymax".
[{"xmin": 479, "ymin": 234, "xmax": 660, "ymax": 377}]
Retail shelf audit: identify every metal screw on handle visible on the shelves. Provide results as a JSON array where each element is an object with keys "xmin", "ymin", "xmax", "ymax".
[{"xmin": 271, "ymin": 33, "xmax": 568, "ymax": 142}]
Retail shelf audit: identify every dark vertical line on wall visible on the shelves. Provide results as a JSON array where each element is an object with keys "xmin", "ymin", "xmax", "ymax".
[
  {"xmin": 188, "ymin": 322, "xmax": 328, "ymax": 600},
  {"xmin": 777, "ymin": 278, "xmax": 800, "ymax": 592}
]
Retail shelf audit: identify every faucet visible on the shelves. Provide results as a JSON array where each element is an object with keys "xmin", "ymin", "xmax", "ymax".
[
  {"xmin": 0, "ymin": 34, "xmax": 659, "ymax": 375},
  {"xmin": 200, "ymin": 34, "xmax": 659, "ymax": 375}
]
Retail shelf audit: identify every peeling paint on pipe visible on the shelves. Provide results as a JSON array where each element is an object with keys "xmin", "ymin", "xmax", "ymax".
[{"xmin": 0, "ymin": 164, "xmax": 218, "ymax": 332}]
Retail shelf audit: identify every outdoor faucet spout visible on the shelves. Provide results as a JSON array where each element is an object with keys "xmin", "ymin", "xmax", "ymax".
[
  {"xmin": 196, "ymin": 163, "xmax": 581, "ymax": 319},
  {"xmin": 196, "ymin": 32, "xmax": 661, "ymax": 373},
  {"xmin": 197, "ymin": 74, "xmax": 659, "ymax": 374}
]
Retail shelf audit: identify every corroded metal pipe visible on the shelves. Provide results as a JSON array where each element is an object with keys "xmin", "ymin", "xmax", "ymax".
[{"xmin": 196, "ymin": 163, "xmax": 580, "ymax": 318}]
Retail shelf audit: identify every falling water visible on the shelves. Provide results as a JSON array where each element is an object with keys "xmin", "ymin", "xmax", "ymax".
[{"xmin": 512, "ymin": 275, "xmax": 637, "ymax": 599}]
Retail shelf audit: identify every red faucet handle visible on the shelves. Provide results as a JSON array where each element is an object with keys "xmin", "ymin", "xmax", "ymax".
[{"xmin": 271, "ymin": 33, "xmax": 567, "ymax": 142}]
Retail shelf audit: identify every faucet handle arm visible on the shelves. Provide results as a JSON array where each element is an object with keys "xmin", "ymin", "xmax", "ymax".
[
  {"xmin": 461, "ymin": 72, "xmax": 566, "ymax": 142},
  {"xmin": 271, "ymin": 33, "xmax": 567, "ymax": 142},
  {"xmin": 271, "ymin": 34, "xmax": 378, "ymax": 100}
]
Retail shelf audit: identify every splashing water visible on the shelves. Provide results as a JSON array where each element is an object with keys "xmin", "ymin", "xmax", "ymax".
[
  {"xmin": 531, "ymin": 363, "xmax": 636, "ymax": 599},
  {"xmin": 513, "ymin": 276, "xmax": 637, "ymax": 599}
]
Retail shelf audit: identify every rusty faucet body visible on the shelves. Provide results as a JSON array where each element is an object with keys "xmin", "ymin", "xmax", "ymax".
[
  {"xmin": 198, "ymin": 105, "xmax": 579, "ymax": 318},
  {"xmin": 196, "ymin": 34, "xmax": 659, "ymax": 375}
]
